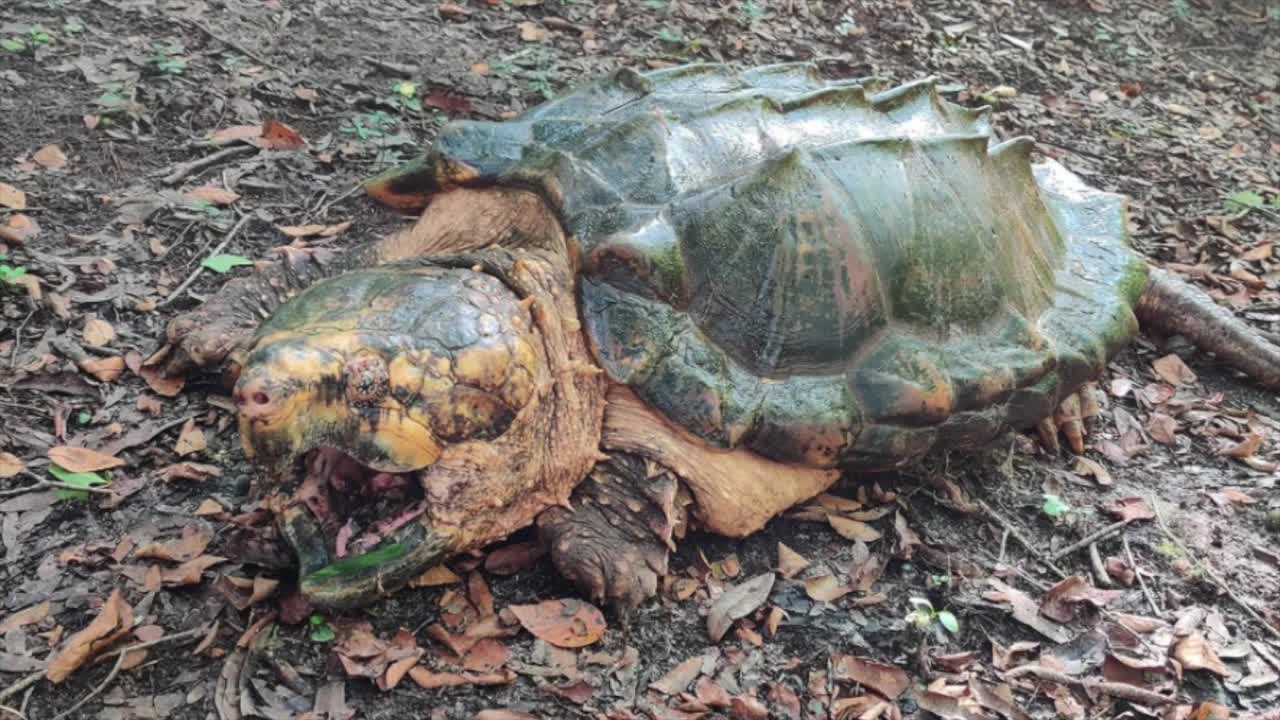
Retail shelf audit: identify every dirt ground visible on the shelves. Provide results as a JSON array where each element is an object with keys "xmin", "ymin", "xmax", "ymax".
[{"xmin": 1, "ymin": 0, "xmax": 1279, "ymax": 718}]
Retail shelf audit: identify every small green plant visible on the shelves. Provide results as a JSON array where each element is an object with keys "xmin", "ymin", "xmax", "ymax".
[
  {"xmin": 1154, "ymin": 540, "xmax": 1184, "ymax": 562},
  {"xmin": 905, "ymin": 597, "xmax": 959, "ymax": 635},
  {"xmin": 1170, "ymin": 0, "xmax": 1192, "ymax": 20},
  {"xmin": 341, "ymin": 111, "xmax": 398, "ymax": 140},
  {"xmin": 740, "ymin": 0, "xmax": 766, "ymax": 24},
  {"xmin": 308, "ymin": 614, "xmax": 336, "ymax": 643},
  {"xmin": 926, "ymin": 574, "xmax": 952, "ymax": 591},
  {"xmin": 386, "ymin": 81, "xmax": 423, "ymax": 113},
  {"xmin": 1, "ymin": 28, "xmax": 53, "ymax": 54},
  {"xmin": 1041, "ymin": 494, "xmax": 1071, "ymax": 520},
  {"xmin": 202, "ymin": 254, "xmax": 254, "ymax": 274},
  {"xmin": 150, "ymin": 42, "xmax": 188, "ymax": 75},
  {"xmin": 0, "ymin": 254, "xmax": 27, "ymax": 285}
]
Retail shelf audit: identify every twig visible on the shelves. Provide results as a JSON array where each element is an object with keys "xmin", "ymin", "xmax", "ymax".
[
  {"xmin": 1150, "ymin": 495, "xmax": 1280, "ymax": 642},
  {"xmin": 976, "ymin": 499, "xmax": 1068, "ymax": 579},
  {"xmin": 314, "ymin": 183, "xmax": 364, "ymax": 220},
  {"xmin": 1048, "ymin": 519, "xmax": 1130, "ymax": 562},
  {"xmin": 178, "ymin": 17, "xmax": 284, "ymax": 71},
  {"xmin": 160, "ymin": 145, "xmax": 257, "ymax": 185},
  {"xmin": 158, "ymin": 214, "xmax": 252, "ymax": 308},
  {"xmin": 1089, "ymin": 542, "xmax": 1112, "ymax": 588},
  {"xmin": 1005, "ymin": 664, "xmax": 1176, "ymax": 707},
  {"xmin": 50, "ymin": 625, "xmax": 208, "ymax": 720},
  {"xmin": 0, "ymin": 704, "xmax": 24, "ymax": 719},
  {"xmin": 1124, "ymin": 533, "xmax": 1161, "ymax": 616}
]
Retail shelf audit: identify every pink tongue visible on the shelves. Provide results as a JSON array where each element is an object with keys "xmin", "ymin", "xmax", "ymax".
[
  {"xmin": 335, "ymin": 521, "xmax": 356, "ymax": 558},
  {"xmin": 348, "ymin": 501, "xmax": 428, "ymax": 556},
  {"xmin": 368, "ymin": 472, "xmax": 407, "ymax": 494}
]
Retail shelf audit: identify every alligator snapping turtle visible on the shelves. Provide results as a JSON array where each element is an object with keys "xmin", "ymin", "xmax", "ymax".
[{"xmin": 150, "ymin": 63, "xmax": 1280, "ymax": 610}]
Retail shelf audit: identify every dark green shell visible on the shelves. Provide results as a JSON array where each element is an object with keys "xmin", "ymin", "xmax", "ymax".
[{"xmin": 383, "ymin": 63, "xmax": 1148, "ymax": 468}]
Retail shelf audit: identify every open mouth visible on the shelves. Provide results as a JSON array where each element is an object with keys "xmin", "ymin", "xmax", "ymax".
[
  {"xmin": 273, "ymin": 447, "xmax": 450, "ymax": 609},
  {"xmin": 293, "ymin": 447, "xmax": 430, "ymax": 559}
]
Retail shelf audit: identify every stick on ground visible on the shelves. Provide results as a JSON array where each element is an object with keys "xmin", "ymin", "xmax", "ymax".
[{"xmin": 1150, "ymin": 495, "xmax": 1280, "ymax": 642}]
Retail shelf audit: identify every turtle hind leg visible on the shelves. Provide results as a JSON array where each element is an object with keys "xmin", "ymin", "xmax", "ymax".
[
  {"xmin": 536, "ymin": 452, "xmax": 687, "ymax": 610},
  {"xmin": 1135, "ymin": 268, "xmax": 1280, "ymax": 387}
]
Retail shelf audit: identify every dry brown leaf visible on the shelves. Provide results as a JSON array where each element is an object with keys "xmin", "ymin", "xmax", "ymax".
[
  {"xmin": 48, "ymin": 446, "xmax": 125, "ymax": 473},
  {"xmin": 1218, "ymin": 431, "xmax": 1263, "ymax": 459},
  {"xmin": 831, "ymin": 655, "xmax": 909, "ymax": 699},
  {"xmin": 1152, "ymin": 354, "xmax": 1197, "ymax": 386},
  {"xmin": 0, "ymin": 182, "xmax": 27, "ymax": 209},
  {"xmin": 183, "ymin": 185, "xmax": 240, "ymax": 206},
  {"xmin": 816, "ymin": 493, "xmax": 863, "ymax": 514},
  {"xmin": 82, "ymin": 318, "xmax": 115, "ymax": 347},
  {"xmin": 174, "ymin": 419, "xmax": 207, "ymax": 456},
  {"xmin": 1147, "ymin": 413, "xmax": 1179, "ymax": 446},
  {"xmin": 483, "ymin": 541, "xmax": 546, "ymax": 575},
  {"xmin": 1210, "ymin": 488, "xmax": 1256, "ymax": 506},
  {"xmin": 409, "ymin": 564, "xmax": 463, "ymax": 587},
  {"xmin": 803, "ymin": 575, "xmax": 852, "ymax": 603},
  {"xmin": 468, "ymin": 571, "xmax": 496, "ymax": 618},
  {"xmin": 0, "ymin": 452, "xmax": 26, "ymax": 478},
  {"xmin": 0, "ymin": 213, "xmax": 39, "ymax": 244},
  {"xmin": 517, "ymin": 21, "xmax": 549, "ymax": 41},
  {"xmin": 259, "ymin": 118, "xmax": 305, "ymax": 150},
  {"xmin": 209, "ymin": 124, "xmax": 262, "ymax": 145},
  {"xmin": 138, "ymin": 364, "xmax": 184, "ymax": 397},
  {"xmin": 46, "ymin": 590, "xmax": 133, "ymax": 683},
  {"xmin": 1172, "ymin": 633, "xmax": 1229, "ymax": 677},
  {"xmin": 508, "ymin": 598, "xmax": 606, "ymax": 648},
  {"xmin": 649, "ymin": 655, "xmax": 702, "ymax": 694},
  {"xmin": 0, "ymin": 601, "xmax": 50, "ymax": 634},
  {"xmin": 80, "ymin": 356, "xmax": 126, "ymax": 383},
  {"xmin": 276, "ymin": 220, "xmax": 353, "ymax": 238},
  {"xmin": 776, "ymin": 542, "xmax": 809, "ymax": 578},
  {"xmin": 33, "ymin": 144, "xmax": 68, "ymax": 170},
  {"xmin": 985, "ymin": 579, "xmax": 1073, "ymax": 643},
  {"xmin": 1100, "ymin": 497, "xmax": 1155, "ymax": 522},
  {"xmin": 408, "ymin": 667, "xmax": 514, "ymax": 689},
  {"xmin": 1039, "ymin": 575, "xmax": 1124, "ymax": 623},
  {"xmin": 706, "ymin": 572, "xmax": 774, "ymax": 643},
  {"xmin": 1072, "ymin": 455, "xmax": 1113, "ymax": 486},
  {"xmin": 461, "ymin": 638, "xmax": 510, "ymax": 672},
  {"xmin": 157, "ymin": 462, "xmax": 222, "ymax": 482},
  {"xmin": 161, "ymin": 555, "xmax": 226, "ymax": 586},
  {"xmin": 828, "ymin": 515, "xmax": 881, "ymax": 542},
  {"xmin": 134, "ymin": 526, "xmax": 213, "ymax": 562},
  {"xmin": 193, "ymin": 498, "xmax": 224, "ymax": 516}
]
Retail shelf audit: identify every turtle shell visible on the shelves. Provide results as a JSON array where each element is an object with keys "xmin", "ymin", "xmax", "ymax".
[{"xmin": 382, "ymin": 63, "xmax": 1149, "ymax": 469}]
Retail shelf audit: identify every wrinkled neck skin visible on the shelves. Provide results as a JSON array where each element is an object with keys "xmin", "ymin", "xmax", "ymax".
[
  {"xmin": 383, "ymin": 189, "xmax": 607, "ymax": 556},
  {"xmin": 419, "ymin": 247, "xmax": 606, "ymax": 555}
]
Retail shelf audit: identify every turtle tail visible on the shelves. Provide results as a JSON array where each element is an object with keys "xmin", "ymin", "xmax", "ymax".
[{"xmin": 1135, "ymin": 268, "xmax": 1280, "ymax": 387}]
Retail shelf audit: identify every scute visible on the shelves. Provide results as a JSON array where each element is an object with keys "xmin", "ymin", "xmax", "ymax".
[{"xmin": 392, "ymin": 63, "xmax": 1149, "ymax": 468}]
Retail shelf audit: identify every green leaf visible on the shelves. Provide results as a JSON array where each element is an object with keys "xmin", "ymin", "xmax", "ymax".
[
  {"xmin": 202, "ymin": 254, "xmax": 254, "ymax": 274},
  {"xmin": 308, "ymin": 615, "xmax": 335, "ymax": 642},
  {"xmin": 48, "ymin": 464, "xmax": 109, "ymax": 501},
  {"xmin": 937, "ymin": 610, "xmax": 959, "ymax": 634},
  {"xmin": 0, "ymin": 38, "xmax": 24, "ymax": 52},
  {"xmin": 306, "ymin": 543, "xmax": 407, "ymax": 581},
  {"xmin": 1226, "ymin": 190, "xmax": 1265, "ymax": 210},
  {"xmin": 1042, "ymin": 494, "xmax": 1070, "ymax": 518}
]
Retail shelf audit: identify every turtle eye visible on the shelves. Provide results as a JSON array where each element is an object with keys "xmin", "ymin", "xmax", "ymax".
[{"xmin": 343, "ymin": 353, "xmax": 390, "ymax": 406}]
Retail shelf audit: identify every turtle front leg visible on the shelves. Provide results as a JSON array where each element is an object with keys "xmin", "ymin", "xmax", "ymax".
[
  {"xmin": 1034, "ymin": 382, "xmax": 1102, "ymax": 455},
  {"xmin": 147, "ymin": 243, "xmax": 356, "ymax": 379},
  {"xmin": 536, "ymin": 452, "xmax": 689, "ymax": 609}
]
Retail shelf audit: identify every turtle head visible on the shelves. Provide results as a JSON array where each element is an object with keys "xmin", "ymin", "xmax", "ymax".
[{"xmin": 232, "ymin": 264, "xmax": 541, "ymax": 608}]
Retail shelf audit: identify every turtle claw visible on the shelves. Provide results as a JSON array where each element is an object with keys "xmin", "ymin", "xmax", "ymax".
[{"xmin": 1035, "ymin": 383, "xmax": 1101, "ymax": 456}]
